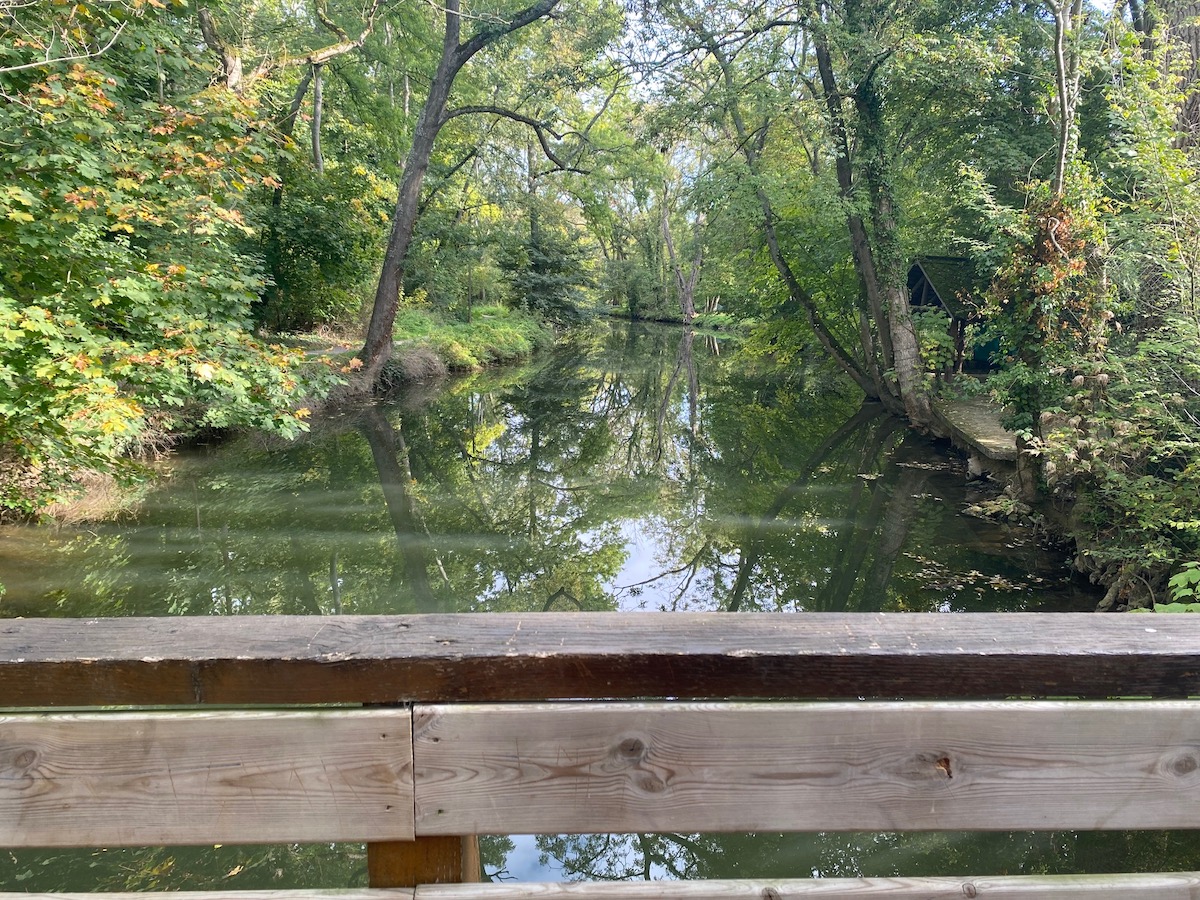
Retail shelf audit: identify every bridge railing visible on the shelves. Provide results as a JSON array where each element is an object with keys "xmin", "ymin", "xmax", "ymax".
[{"xmin": 2, "ymin": 612, "xmax": 1200, "ymax": 898}]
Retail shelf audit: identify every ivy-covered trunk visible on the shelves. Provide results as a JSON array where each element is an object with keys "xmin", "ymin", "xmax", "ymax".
[
  {"xmin": 855, "ymin": 72, "xmax": 934, "ymax": 428},
  {"xmin": 812, "ymin": 14, "xmax": 933, "ymax": 428}
]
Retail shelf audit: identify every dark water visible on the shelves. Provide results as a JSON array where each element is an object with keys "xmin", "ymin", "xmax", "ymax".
[{"xmin": 5, "ymin": 322, "xmax": 1188, "ymax": 890}]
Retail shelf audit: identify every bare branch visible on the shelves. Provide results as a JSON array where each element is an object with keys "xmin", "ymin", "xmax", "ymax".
[
  {"xmin": 441, "ymin": 104, "xmax": 590, "ymax": 173},
  {"xmin": 0, "ymin": 20, "xmax": 128, "ymax": 75}
]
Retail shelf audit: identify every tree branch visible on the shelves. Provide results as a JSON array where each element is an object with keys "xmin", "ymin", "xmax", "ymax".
[
  {"xmin": 0, "ymin": 20, "xmax": 127, "ymax": 75},
  {"xmin": 314, "ymin": 0, "xmax": 350, "ymax": 41},
  {"xmin": 454, "ymin": 0, "xmax": 561, "ymax": 66},
  {"xmin": 198, "ymin": 7, "xmax": 244, "ymax": 91},
  {"xmin": 441, "ymin": 104, "xmax": 589, "ymax": 173}
]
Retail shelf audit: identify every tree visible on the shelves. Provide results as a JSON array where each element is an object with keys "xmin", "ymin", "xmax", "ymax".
[
  {"xmin": 638, "ymin": 0, "xmax": 982, "ymax": 426},
  {"xmin": 194, "ymin": 0, "xmax": 382, "ymax": 96},
  {"xmin": 357, "ymin": 0, "xmax": 569, "ymax": 387},
  {"xmin": 0, "ymin": 0, "xmax": 336, "ymax": 512}
]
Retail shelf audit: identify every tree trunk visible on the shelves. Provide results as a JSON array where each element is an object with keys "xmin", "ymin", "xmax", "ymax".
[
  {"xmin": 197, "ymin": 7, "xmax": 244, "ymax": 92},
  {"xmin": 812, "ymin": 17, "xmax": 933, "ymax": 428},
  {"xmin": 1047, "ymin": 0, "xmax": 1084, "ymax": 195},
  {"xmin": 311, "ymin": 63, "xmax": 325, "ymax": 174},
  {"xmin": 1170, "ymin": 0, "xmax": 1200, "ymax": 147},
  {"xmin": 813, "ymin": 33, "xmax": 892, "ymax": 401},
  {"xmin": 858, "ymin": 76, "xmax": 934, "ymax": 427},
  {"xmin": 359, "ymin": 12, "xmax": 462, "ymax": 384},
  {"xmin": 357, "ymin": 0, "xmax": 562, "ymax": 388},
  {"xmin": 661, "ymin": 199, "xmax": 697, "ymax": 322}
]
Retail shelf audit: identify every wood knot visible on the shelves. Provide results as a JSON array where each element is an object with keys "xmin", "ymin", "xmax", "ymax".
[
  {"xmin": 13, "ymin": 749, "xmax": 37, "ymax": 769},
  {"xmin": 762, "ymin": 888, "xmax": 782, "ymax": 900},
  {"xmin": 638, "ymin": 774, "xmax": 666, "ymax": 793},
  {"xmin": 616, "ymin": 737, "xmax": 647, "ymax": 761},
  {"xmin": 891, "ymin": 751, "xmax": 956, "ymax": 784},
  {"xmin": 961, "ymin": 883, "xmax": 978, "ymax": 898},
  {"xmin": 1168, "ymin": 752, "xmax": 1199, "ymax": 777}
]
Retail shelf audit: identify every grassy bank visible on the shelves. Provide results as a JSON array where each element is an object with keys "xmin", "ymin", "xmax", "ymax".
[{"xmin": 377, "ymin": 304, "xmax": 555, "ymax": 385}]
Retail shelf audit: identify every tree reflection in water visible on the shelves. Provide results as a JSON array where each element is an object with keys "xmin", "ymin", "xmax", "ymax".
[
  {"xmin": 2, "ymin": 322, "xmax": 1091, "ymax": 619},
  {"xmin": 529, "ymin": 829, "xmax": 1200, "ymax": 885},
  {"xmin": 0, "ymin": 322, "xmax": 1162, "ymax": 889}
]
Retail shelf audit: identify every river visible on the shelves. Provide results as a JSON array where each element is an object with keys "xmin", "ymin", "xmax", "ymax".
[{"xmin": 4, "ymin": 322, "xmax": 1192, "ymax": 889}]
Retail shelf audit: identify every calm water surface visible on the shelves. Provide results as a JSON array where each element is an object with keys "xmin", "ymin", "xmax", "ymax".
[{"xmin": 5, "ymin": 323, "xmax": 1189, "ymax": 889}]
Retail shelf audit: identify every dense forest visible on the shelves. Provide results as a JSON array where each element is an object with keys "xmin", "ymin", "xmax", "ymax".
[{"xmin": 2, "ymin": 0, "xmax": 1199, "ymax": 605}]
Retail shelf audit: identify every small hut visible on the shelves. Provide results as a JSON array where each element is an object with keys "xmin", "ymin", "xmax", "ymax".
[{"xmin": 906, "ymin": 256, "xmax": 991, "ymax": 372}]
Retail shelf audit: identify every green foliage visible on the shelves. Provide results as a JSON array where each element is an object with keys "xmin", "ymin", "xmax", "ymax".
[
  {"xmin": 390, "ymin": 302, "xmax": 551, "ymax": 373},
  {"xmin": 693, "ymin": 311, "xmax": 737, "ymax": 331},
  {"xmin": 256, "ymin": 159, "xmax": 392, "ymax": 332},
  {"xmin": 965, "ymin": 14, "xmax": 1200, "ymax": 594},
  {"xmin": 1168, "ymin": 563, "xmax": 1200, "ymax": 603},
  {"xmin": 0, "ymin": 5, "xmax": 337, "ymax": 512},
  {"xmin": 911, "ymin": 307, "xmax": 956, "ymax": 376},
  {"xmin": 983, "ymin": 176, "xmax": 1113, "ymax": 433},
  {"xmin": 1141, "ymin": 601, "xmax": 1200, "ymax": 613},
  {"xmin": 502, "ymin": 206, "xmax": 597, "ymax": 323}
]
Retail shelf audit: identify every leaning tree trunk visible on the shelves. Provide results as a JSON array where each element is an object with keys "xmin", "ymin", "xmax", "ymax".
[
  {"xmin": 865, "ymin": 131, "xmax": 934, "ymax": 428},
  {"xmin": 812, "ymin": 22, "xmax": 931, "ymax": 426},
  {"xmin": 357, "ymin": 0, "xmax": 562, "ymax": 389},
  {"xmin": 687, "ymin": 22, "xmax": 879, "ymax": 400},
  {"xmin": 359, "ymin": 65, "xmax": 455, "ymax": 384}
]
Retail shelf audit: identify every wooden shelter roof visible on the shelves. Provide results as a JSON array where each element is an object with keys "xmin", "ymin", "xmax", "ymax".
[{"xmin": 908, "ymin": 256, "xmax": 987, "ymax": 319}]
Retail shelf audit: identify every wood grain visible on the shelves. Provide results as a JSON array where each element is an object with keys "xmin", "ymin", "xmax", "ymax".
[
  {"xmin": 0, "ymin": 895, "xmax": 415, "ymax": 900},
  {"xmin": 0, "ymin": 709, "xmax": 414, "ymax": 847},
  {"xmin": 3, "ymin": 613, "xmax": 1200, "ymax": 707},
  {"xmin": 414, "ymin": 700, "xmax": 1200, "ymax": 834},
  {"xmin": 368, "ymin": 837, "xmax": 480, "ymax": 887},
  {"xmin": 0, "ymin": 894, "xmax": 415, "ymax": 900},
  {"xmin": 417, "ymin": 873, "xmax": 1200, "ymax": 898}
]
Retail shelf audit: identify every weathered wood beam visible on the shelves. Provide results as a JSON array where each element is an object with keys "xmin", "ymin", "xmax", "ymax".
[
  {"xmin": 414, "ymin": 700, "xmax": 1200, "ymax": 834},
  {"xmin": 0, "ymin": 895, "xmax": 414, "ymax": 900},
  {"xmin": 5, "ymin": 879, "xmax": 1200, "ymax": 900},
  {"xmin": 417, "ymin": 873, "xmax": 1200, "ymax": 898},
  {"xmin": 0, "ymin": 710, "xmax": 414, "ymax": 847},
  {"xmin": 2, "ymin": 613, "xmax": 1199, "ymax": 707},
  {"xmin": 368, "ymin": 837, "xmax": 481, "ymax": 887}
]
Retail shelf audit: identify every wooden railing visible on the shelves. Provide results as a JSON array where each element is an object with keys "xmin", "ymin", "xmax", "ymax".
[{"xmin": 3, "ymin": 612, "xmax": 1200, "ymax": 898}]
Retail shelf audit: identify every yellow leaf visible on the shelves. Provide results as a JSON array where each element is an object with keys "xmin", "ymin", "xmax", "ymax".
[
  {"xmin": 110, "ymin": 222, "xmax": 135, "ymax": 234},
  {"xmin": 192, "ymin": 361, "xmax": 216, "ymax": 381},
  {"xmin": 6, "ymin": 210, "xmax": 34, "ymax": 223},
  {"xmin": 224, "ymin": 865, "xmax": 243, "ymax": 878}
]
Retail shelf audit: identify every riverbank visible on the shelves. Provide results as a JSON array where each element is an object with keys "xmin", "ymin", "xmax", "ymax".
[
  {"xmin": 931, "ymin": 391, "xmax": 1169, "ymax": 612},
  {"xmin": 2, "ymin": 320, "xmax": 1095, "ymax": 618},
  {"xmin": 286, "ymin": 303, "xmax": 554, "ymax": 385},
  {"xmin": 13, "ymin": 305, "xmax": 556, "ymax": 525}
]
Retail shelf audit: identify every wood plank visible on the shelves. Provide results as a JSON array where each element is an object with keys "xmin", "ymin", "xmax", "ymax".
[
  {"xmin": 0, "ymin": 709, "xmax": 413, "ymax": 847},
  {"xmin": 3, "ymin": 613, "xmax": 1200, "ymax": 707},
  {"xmin": 418, "ymin": 873, "xmax": 1200, "ymax": 898},
  {"xmin": 0, "ymin": 895, "xmax": 414, "ymax": 900},
  {"xmin": 368, "ymin": 837, "xmax": 480, "ymax": 887},
  {"xmin": 414, "ymin": 701, "xmax": 1200, "ymax": 834},
  {"xmin": 0, "ymin": 894, "xmax": 414, "ymax": 900}
]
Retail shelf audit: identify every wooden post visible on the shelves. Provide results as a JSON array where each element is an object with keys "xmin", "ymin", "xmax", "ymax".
[{"xmin": 367, "ymin": 836, "xmax": 480, "ymax": 887}]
